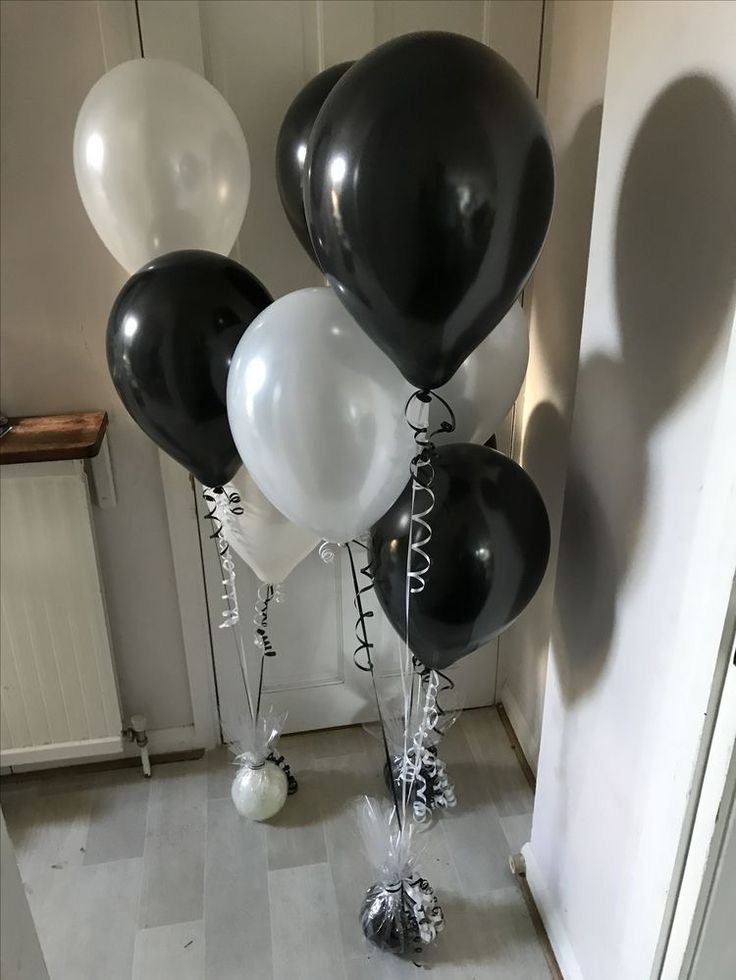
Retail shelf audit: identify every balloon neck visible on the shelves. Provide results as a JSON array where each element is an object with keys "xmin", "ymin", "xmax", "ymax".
[{"xmin": 416, "ymin": 389, "xmax": 433, "ymax": 404}]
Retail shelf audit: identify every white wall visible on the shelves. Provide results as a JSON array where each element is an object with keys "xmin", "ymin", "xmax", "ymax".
[
  {"xmin": 0, "ymin": 1, "xmax": 193, "ymax": 733},
  {"xmin": 497, "ymin": 0, "xmax": 612, "ymax": 769},
  {"xmin": 525, "ymin": 2, "xmax": 736, "ymax": 978}
]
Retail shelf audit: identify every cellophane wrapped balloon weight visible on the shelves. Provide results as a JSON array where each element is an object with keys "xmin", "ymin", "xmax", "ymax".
[
  {"xmin": 356, "ymin": 797, "xmax": 444, "ymax": 957},
  {"xmin": 229, "ymin": 707, "xmax": 290, "ymax": 821},
  {"xmin": 370, "ymin": 692, "xmax": 462, "ymax": 821}
]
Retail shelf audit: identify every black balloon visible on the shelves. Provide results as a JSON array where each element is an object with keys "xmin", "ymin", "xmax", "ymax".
[
  {"xmin": 370, "ymin": 444, "xmax": 550, "ymax": 671},
  {"xmin": 276, "ymin": 62, "xmax": 354, "ymax": 264},
  {"xmin": 107, "ymin": 250, "xmax": 272, "ymax": 487},
  {"xmin": 305, "ymin": 32, "xmax": 554, "ymax": 390}
]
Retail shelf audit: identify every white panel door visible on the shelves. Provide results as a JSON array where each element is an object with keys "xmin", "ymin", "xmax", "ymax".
[{"xmin": 141, "ymin": 0, "xmax": 543, "ymax": 734}]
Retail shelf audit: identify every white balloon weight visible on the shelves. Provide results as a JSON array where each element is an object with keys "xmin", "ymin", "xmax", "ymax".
[
  {"xmin": 432, "ymin": 303, "xmax": 529, "ymax": 444},
  {"xmin": 231, "ymin": 762, "xmax": 288, "ymax": 821},
  {"xmin": 218, "ymin": 469, "xmax": 319, "ymax": 584},
  {"xmin": 227, "ymin": 288, "xmax": 415, "ymax": 543},
  {"xmin": 74, "ymin": 59, "xmax": 250, "ymax": 273}
]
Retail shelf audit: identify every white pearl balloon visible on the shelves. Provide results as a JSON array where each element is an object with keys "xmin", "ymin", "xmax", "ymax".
[
  {"xmin": 231, "ymin": 762, "xmax": 288, "ymax": 821},
  {"xmin": 431, "ymin": 303, "xmax": 529, "ymax": 444},
  {"xmin": 74, "ymin": 58, "xmax": 250, "ymax": 274},
  {"xmin": 227, "ymin": 287, "xmax": 415, "ymax": 543},
  {"xmin": 218, "ymin": 468, "xmax": 319, "ymax": 584}
]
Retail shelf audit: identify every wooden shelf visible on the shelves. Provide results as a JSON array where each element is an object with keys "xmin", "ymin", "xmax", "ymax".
[{"xmin": 0, "ymin": 412, "xmax": 108, "ymax": 465}]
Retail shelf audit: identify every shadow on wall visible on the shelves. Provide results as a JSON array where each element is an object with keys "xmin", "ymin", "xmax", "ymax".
[
  {"xmin": 530, "ymin": 102, "xmax": 605, "ymax": 387},
  {"xmin": 552, "ymin": 74, "xmax": 736, "ymax": 706},
  {"xmin": 497, "ymin": 101, "xmax": 605, "ymax": 737}
]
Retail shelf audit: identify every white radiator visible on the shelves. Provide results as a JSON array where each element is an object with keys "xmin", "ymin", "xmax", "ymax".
[{"xmin": 0, "ymin": 460, "xmax": 122, "ymax": 766}]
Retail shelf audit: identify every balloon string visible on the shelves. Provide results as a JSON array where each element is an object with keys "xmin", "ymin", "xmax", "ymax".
[
  {"xmin": 254, "ymin": 583, "xmax": 283, "ymax": 719},
  {"xmin": 253, "ymin": 583, "xmax": 278, "ymax": 658},
  {"xmin": 412, "ymin": 656, "xmax": 455, "ymax": 736},
  {"xmin": 346, "ymin": 540, "xmax": 404, "ymax": 834},
  {"xmin": 202, "ymin": 486, "xmax": 256, "ymax": 725},
  {"xmin": 204, "ymin": 489, "xmax": 299, "ymax": 796},
  {"xmin": 401, "ymin": 391, "xmax": 456, "ymax": 817}
]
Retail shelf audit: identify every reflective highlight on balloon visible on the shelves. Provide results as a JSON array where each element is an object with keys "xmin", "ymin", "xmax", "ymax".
[{"xmin": 275, "ymin": 62, "xmax": 354, "ymax": 264}]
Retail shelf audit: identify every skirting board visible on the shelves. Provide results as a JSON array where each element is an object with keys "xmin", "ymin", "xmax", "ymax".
[
  {"xmin": 523, "ymin": 843, "xmax": 585, "ymax": 980},
  {"xmin": 500, "ymin": 682, "xmax": 540, "ymax": 774},
  {"xmin": 3, "ymin": 725, "xmax": 202, "ymax": 774},
  {"xmin": 0, "ymin": 735, "xmax": 124, "ymax": 768}
]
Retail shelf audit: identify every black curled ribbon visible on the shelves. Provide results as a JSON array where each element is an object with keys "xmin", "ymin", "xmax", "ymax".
[
  {"xmin": 202, "ymin": 485, "xmax": 242, "ymax": 629},
  {"xmin": 347, "ymin": 539, "xmax": 377, "ymax": 674},
  {"xmin": 266, "ymin": 749, "xmax": 298, "ymax": 795},
  {"xmin": 404, "ymin": 389, "xmax": 456, "ymax": 487},
  {"xmin": 254, "ymin": 584, "xmax": 277, "ymax": 658}
]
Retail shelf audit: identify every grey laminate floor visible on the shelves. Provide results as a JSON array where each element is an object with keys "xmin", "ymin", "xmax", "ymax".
[{"xmin": 1, "ymin": 707, "xmax": 551, "ymax": 980}]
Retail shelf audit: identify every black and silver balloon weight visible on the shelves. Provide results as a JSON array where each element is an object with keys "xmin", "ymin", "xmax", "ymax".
[
  {"xmin": 383, "ymin": 747, "xmax": 457, "ymax": 820},
  {"xmin": 360, "ymin": 877, "xmax": 444, "ymax": 956}
]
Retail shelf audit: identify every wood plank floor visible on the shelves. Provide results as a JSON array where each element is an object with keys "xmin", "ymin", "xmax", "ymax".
[{"xmin": 1, "ymin": 707, "xmax": 551, "ymax": 980}]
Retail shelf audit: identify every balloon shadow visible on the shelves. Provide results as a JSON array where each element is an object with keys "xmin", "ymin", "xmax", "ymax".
[
  {"xmin": 615, "ymin": 75, "xmax": 736, "ymax": 430},
  {"xmin": 530, "ymin": 102, "xmax": 605, "ymax": 379},
  {"xmin": 550, "ymin": 74, "xmax": 736, "ymax": 706}
]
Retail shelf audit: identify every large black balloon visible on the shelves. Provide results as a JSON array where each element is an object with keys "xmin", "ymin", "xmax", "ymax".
[
  {"xmin": 276, "ymin": 62, "xmax": 354, "ymax": 264},
  {"xmin": 370, "ymin": 444, "xmax": 550, "ymax": 670},
  {"xmin": 107, "ymin": 250, "xmax": 272, "ymax": 487},
  {"xmin": 305, "ymin": 32, "xmax": 554, "ymax": 390}
]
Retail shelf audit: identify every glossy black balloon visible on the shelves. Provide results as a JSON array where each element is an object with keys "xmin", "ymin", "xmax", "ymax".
[
  {"xmin": 276, "ymin": 62, "xmax": 354, "ymax": 263},
  {"xmin": 305, "ymin": 32, "xmax": 554, "ymax": 390},
  {"xmin": 107, "ymin": 250, "xmax": 272, "ymax": 487},
  {"xmin": 370, "ymin": 444, "xmax": 550, "ymax": 670}
]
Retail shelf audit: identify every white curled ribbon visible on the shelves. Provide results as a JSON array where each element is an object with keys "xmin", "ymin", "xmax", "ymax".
[
  {"xmin": 319, "ymin": 540, "xmax": 338, "ymax": 563},
  {"xmin": 397, "ymin": 670, "xmax": 458, "ymax": 821},
  {"xmin": 404, "ymin": 875, "xmax": 445, "ymax": 946},
  {"xmin": 407, "ymin": 461, "xmax": 435, "ymax": 595},
  {"xmin": 219, "ymin": 541, "xmax": 240, "ymax": 629}
]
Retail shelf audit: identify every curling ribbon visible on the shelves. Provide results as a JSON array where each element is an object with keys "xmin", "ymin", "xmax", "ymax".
[
  {"xmin": 202, "ymin": 486, "xmax": 241, "ymax": 628},
  {"xmin": 405, "ymin": 875, "xmax": 445, "ymax": 946},
  {"xmin": 347, "ymin": 539, "xmax": 377, "ymax": 674},
  {"xmin": 253, "ymin": 583, "xmax": 278, "ymax": 656},
  {"xmin": 400, "ymin": 391, "xmax": 456, "ymax": 819},
  {"xmin": 318, "ymin": 540, "xmax": 337, "ymax": 563},
  {"xmin": 266, "ymin": 749, "xmax": 299, "ymax": 795},
  {"xmin": 403, "ymin": 389, "xmax": 456, "ymax": 595}
]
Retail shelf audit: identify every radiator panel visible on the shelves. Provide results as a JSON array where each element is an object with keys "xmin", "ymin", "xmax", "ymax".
[{"xmin": 0, "ymin": 462, "xmax": 122, "ymax": 765}]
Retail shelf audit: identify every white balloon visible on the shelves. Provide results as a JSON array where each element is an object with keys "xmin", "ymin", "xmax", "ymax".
[
  {"xmin": 73, "ymin": 59, "xmax": 250, "ymax": 273},
  {"xmin": 218, "ymin": 469, "xmax": 319, "ymax": 584},
  {"xmin": 231, "ymin": 762, "xmax": 287, "ymax": 821},
  {"xmin": 227, "ymin": 288, "xmax": 415, "ymax": 543},
  {"xmin": 432, "ymin": 303, "xmax": 529, "ymax": 444}
]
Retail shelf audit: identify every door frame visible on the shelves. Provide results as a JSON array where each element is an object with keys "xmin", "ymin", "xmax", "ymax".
[{"xmin": 658, "ymin": 573, "xmax": 736, "ymax": 978}]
